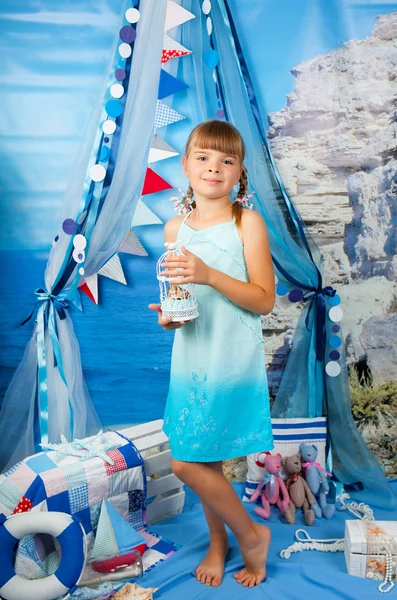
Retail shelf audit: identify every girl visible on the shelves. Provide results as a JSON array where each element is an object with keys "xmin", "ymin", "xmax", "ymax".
[{"xmin": 149, "ymin": 119, "xmax": 275, "ymax": 588}]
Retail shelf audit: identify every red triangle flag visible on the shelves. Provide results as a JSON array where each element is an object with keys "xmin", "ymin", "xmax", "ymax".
[
  {"xmin": 142, "ymin": 168, "xmax": 173, "ymax": 196},
  {"xmin": 78, "ymin": 281, "xmax": 98, "ymax": 304}
]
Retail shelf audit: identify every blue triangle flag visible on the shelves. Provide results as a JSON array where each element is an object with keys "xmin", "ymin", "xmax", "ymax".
[
  {"xmin": 158, "ymin": 70, "xmax": 188, "ymax": 100},
  {"xmin": 106, "ymin": 500, "xmax": 146, "ymax": 554}
]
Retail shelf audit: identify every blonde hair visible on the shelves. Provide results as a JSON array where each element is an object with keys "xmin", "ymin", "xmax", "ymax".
[{"xmin": 184, "ymin": 119, "xmax": 248, "ymax": 226}]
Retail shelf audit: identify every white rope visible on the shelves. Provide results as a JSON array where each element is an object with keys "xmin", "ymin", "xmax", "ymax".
[
  {"xmin": 337, "ymin": 493, "xmax": 375, "ymax": 521},
  {"xmin": 280, "ymin": 529, "xmax": 344, "ymax": 559},
  {"xmin": 280, "ymin": 494, "xmax": 374, "ymax": 560}
]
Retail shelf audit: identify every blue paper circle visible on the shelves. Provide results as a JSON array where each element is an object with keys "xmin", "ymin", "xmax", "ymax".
[
  {"xmin": 119, "ymin": 25, "xmax": 136, "ymax": 44},
  {"xmin": 115, "ymin": 68, "xmax": 126, "ymax": 81},
  {"xmin": 105, "ymin": 99, "xmax": 123, "ymax": 118},
  {"xmin": 328, "ymin": 294, "xmax": 341, "ymax": 306},
  {"xmin": 100, "ymin": 146, "xmax": 110, "ymax": 162},
  {"xmin": 203, "ymin": 49, "xmax": 219, "ymax": 68},
  {"xmin": 216, "ymin": 109, "xmax": 225, "ymax": 119},
  {"xmin": 104, "ymin": 136, "xmax": 109, "ymax": 143},
  {"xmin": 329, "ymin": 335, "xmax": 342, "ymax": 348},
  {"xmin": 332, "ymin": 324, "xmax": 340, "ymax": 333},
  {"xmin": 289, "ymin": 288, "xmax": 304, "ymax": 303},
  {"xmin": 330, "ymin": 350, "xmax": 340, "ymax": 360},
  {"xmin": 276, "ymin": 284, "xmax": 289, "ymax": 297},
  {"xmin": 62, "ymin": 218, "xmax": 76, "ymax": 235}
]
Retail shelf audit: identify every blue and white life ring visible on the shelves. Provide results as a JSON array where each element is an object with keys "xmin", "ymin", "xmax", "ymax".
[{"xmin": 0, "ymin": 511, "xmax": 86, "ymax": 600}]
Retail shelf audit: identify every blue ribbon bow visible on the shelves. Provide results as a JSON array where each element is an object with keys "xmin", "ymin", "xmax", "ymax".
[
  {"xmin": 20, "ymin": 288, "xmax": 74, "ymax": 448},
  {"xmin": 304, "ymin": 285, "xmax": 337, "ymax": 362}
]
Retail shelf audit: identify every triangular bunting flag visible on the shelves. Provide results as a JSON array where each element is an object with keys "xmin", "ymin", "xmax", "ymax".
[
  {"xmin": 98, "ymin": 254, "xmax": 127, "ymax": 285},
  {"xmin": 158, "ymin": 70, "xmax": 188, "ymax": 100},
  {"xmin": 162, "ymin": 34, "xmax": 192, "ymax": 64},
  {"xmin": 165, "ymin": 0, "xmax": 195, "ymax": 32},
  {"xmin": 142, "ymin": 167, "xmax": 173, "ymax": 196},
  {"xmin": 149, "ymin": 134, "xmax": 179, "ymax": 163},
  {"xmin": 132, "ymin": 199, "xmax": 163, "ymax": 227},
  {"xmin": 119, "ymin": 229, "xmax": 148, "ymax": 257},
  {"xmin": 154, "ymin": 100, "xmax": 186, "ymax": 130},
  {"xmin": 78, "ymin": 274, "xmax": 98, "ymax": 305}
]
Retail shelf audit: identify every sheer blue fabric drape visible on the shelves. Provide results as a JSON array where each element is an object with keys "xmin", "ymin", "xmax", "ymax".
[
  {"xmin": 179, "ymin": 0, "xmax": 396, "ymax": 508},
  {"xmin": 0, "ymin": 0, "xmax": 167, "ymax": 472}
]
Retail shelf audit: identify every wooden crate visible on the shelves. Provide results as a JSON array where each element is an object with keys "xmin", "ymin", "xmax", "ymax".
[{"xmin": 120, "ymin": 419, "xmax": 185, "ymax": 524}]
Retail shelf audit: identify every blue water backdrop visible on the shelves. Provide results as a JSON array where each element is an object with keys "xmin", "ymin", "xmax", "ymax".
[{"xmin": 0, "ymin": 249, "xmax": 173, "ymax": 427}]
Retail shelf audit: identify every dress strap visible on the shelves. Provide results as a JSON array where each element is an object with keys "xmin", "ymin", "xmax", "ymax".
[{"xmin": 182, "ymin": 209, "xmax": 194, "ymax": 225}]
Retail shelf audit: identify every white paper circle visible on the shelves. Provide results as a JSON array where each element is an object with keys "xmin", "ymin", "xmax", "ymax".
[
  {"xmin": 206, "ymin": 16, "xmax": 212, "ymax": 35},
  {"xmin": 325, "ymin": 361, "xmax": 341, "ymax": 377},
  {"xmin": 212, "ymin": 70, "xmax": 217, "ymax": 83},
  {"xmin": 110, "ymin": 83, "xmax": 124, "ymax": 99},
  {"xmin": 202, "ymin": 0, "xmax": 211, "ymax": 15},
  {"xmin": 73, "ymin": 234, "xmax": 87, "ymax": 250},
  {"xmin": 125, "ymin": 8, "xmax": 140, "ymax": 23},
  {"xmin": 79, "ymin": 267, "xmax": 85, "ymax": 275},
  {"xmin": 73, "ymin": 248, "xmax": 85, "ymax": 264},
  {"xmin": 275, "ymin": 274, "xmax": 279, "ymax": 284},
  {"xmin": 90, "ymin": 164, "xmax": 106, "ymax": 182},
  {"xmin": 119, "ymin": 43, "xmax": 132, "ymax": 58},
  {"xmin": 102, "ymin": 119, "xmax": 116, "ymax": 134},
  {"xmin": 329, "ymin": 306, "xmax": 343, "ymax": 323}
]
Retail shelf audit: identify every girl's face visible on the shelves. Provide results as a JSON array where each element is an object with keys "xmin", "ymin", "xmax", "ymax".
[{"xmin": 182, "ymin": 144, "xmax": 242, "ymax": 200}]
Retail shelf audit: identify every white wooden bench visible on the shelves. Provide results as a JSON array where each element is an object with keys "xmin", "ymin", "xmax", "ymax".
[{"xmin": 120, "ymin": 419, "xmax": 185, "ymax": 524}]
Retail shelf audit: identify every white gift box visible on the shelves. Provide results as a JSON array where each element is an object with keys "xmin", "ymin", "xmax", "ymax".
[{"xmin": 344, "ymin": 520, "xmax": 397, "ymax": 581}]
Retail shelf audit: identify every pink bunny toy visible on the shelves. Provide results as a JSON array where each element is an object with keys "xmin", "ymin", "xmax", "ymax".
[{"xmin": 249, "ymin": 453, "xmax": 290, "ymax": 520}]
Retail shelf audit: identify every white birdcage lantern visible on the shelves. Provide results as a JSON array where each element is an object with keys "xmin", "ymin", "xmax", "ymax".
[{"xmin": 156, "ymin": 242, "xmax": 199, "ymax": 322}]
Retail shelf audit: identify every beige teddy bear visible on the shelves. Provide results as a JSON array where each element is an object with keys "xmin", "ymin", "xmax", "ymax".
[{"xmin": 282, "ymin": 453, "xmax": 316, "ymax": 526}]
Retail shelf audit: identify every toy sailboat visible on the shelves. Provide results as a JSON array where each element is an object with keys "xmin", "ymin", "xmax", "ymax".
[{"xmin": 90, "ymin": 499, "xmax": 147, "ymax": 573}]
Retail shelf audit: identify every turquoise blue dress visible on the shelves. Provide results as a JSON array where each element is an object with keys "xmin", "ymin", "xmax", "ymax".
[{"xmin": 162, "ymin": 211, "xmax": 274, "ymax": 462}]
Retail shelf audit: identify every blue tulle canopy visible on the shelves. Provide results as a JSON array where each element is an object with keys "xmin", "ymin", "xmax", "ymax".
[{"xmin": 0, "ymin": 0, "xmax": 395, "ymax": 510}]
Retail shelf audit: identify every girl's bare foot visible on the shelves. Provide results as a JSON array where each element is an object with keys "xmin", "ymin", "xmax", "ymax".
[
  {"xmin": 234, "ymin": 522, "xmax": 271, "ymax": 588},
  {"xmin": 195, "ymin": 534, "xmax": 230, "ymax": 587}
]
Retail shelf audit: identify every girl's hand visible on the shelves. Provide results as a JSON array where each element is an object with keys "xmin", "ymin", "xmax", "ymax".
[
  {"xmin": 160, "ymin": 246, "xmax": 211, "ymax": 285},
  {"xmin": 148, "ymin": 304, "xmax": 186, "ymax": 330}
]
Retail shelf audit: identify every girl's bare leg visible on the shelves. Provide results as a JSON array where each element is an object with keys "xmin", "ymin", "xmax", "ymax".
[
  {"xmin": 195, "ymin": 461, "xmax": 230, "ymax": 587},
  {"xmin": 173, "ymin": 458, "xmax": 270, "ymax": 588}
]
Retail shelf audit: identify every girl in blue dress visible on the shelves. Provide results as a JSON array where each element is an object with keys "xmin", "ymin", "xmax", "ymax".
[{"xmin": 149, "ymin": 119, "xmax": 275, "ymax": 589}]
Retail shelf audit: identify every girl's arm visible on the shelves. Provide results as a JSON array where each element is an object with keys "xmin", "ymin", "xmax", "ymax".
[{"xmin": 161, "ymin": 210, "xmax": 275, "ymax": 315}]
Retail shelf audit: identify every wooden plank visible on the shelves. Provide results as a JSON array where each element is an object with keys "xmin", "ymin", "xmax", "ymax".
[
  {"xmin": 133, "ymin": 431, "xmax": 169, "ymax": 453},
  {"xmin": 146, "ymin": 491, "xmax": 185, "ymax": 525},
  {"xmin": 120, "ymin": 420, "xmax": 164, "ymax": 441},
  {"xmin": 147, "ymin": 472, "xmax": 183, "ymax": 499},
  {"xmin": 144, "ymin": 449, "xmax": 172, "ymax": 477}
]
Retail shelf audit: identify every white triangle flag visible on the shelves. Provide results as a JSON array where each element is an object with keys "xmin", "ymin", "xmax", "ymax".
[
  {"xmin": 163, "ymin": 33, "xmax": 192, "ymax": 54},
  {"xmin": 98, "ymin": 254, "xmax": 127, "ymax": 285},
  {"xmin": 132, "ymin": 198, "xmax": 163, "ymax": 227},
  {"xmin": 165, "ymin": 0, "xmax": 195, "ymax": 32},
  {"xmin": 149, "ymin": 134, "xmax": 179, "ymax": 163},
  {"xmin": 119, "ymin": 229, "xmax": 148, "ymax": 257},
  {"xmin": 79, "ymin": 274, "xmax": 99, "ymax": 304}
]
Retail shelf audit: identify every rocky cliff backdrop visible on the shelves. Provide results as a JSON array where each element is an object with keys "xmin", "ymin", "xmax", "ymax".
[{"xmin": 257, "ymin": 12, "xmax": 397, "ymax": 479}]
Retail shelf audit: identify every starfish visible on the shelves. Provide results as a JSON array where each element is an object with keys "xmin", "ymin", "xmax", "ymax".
[
  {"xmin": 374, "ymin": 561, "xmax": 386, "ymax": 577},
  {"xmin": 41, "ymin": 430, "xmax": 117, "ymax": 465},
  {"xmin": 368, "ymin": 526, "xmax": 384, "ymax": 535}
]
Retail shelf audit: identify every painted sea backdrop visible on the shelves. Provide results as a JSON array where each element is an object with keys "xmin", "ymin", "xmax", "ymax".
[{"xmin": 0, "ymin": 249, "xmax": 173, "ymax": 427}]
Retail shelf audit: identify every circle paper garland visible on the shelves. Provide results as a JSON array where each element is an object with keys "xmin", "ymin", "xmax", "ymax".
[
  {"xmin": 102, "ymin": 120, "xmax": 116, "ymax": 135},
  {"xmin": 325, "ymin": 361, "xmax": 341, "ymax": 377},
  {"xmin": 329, "ymin": 306, "xmax": 343, "ymax": 323},
  {"xmin": 119, "ymin": 43, "xmax": 132, "ymax": 58},
  {"xmin": 110, "ymin": 83, "xmax": 124, "ymax": 99},
  {"xmin": 125, "ymin": 8, "xmax": 140, "ymax": 23},
  {"xmin": 90, "ymin": 164, "xmax": 106, "ymax": 182},
  {"xmin": 275, "ymin": 281, "xmax": 344, "ymax": 376}
]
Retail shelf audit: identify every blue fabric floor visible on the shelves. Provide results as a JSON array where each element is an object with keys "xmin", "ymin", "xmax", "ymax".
[{"xmin": 142, "ymin": 481, "xmax": 397, "ymax": 600}]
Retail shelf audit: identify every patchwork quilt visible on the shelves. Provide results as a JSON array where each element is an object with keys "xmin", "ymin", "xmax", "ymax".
[{"xmin": 0, "ymin": 430, "xmax": 179, "ymax": 579}]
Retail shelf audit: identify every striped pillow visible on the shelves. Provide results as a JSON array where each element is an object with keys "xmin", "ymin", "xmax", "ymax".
[{"xmin": 243, "ymin": 417, "xmax": 327, "ymax": 502}]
